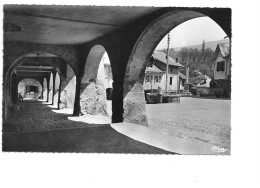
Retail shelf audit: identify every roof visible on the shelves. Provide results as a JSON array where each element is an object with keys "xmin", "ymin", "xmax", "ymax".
[
  {"xmin": 152, "ymin": 50, "xmax": 184, "ymax": 67},
  {"xmin": 179, "ymin": 72, "xmax": 186, "ymax": 80},
  {"xmin": 212, "ymin": 43, "xmax": 230, "ymax": 60},
  {"xmin": 145, "ymin": 65, "xmax": 165, "ymax": 73},
  {"xmin": 195, "ymin": 74, "xmax": 207, "ymax": 80}
]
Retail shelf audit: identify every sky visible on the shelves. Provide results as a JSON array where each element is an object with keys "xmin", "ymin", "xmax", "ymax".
[{"xmin": 156, "ymin": 17, "xmax": 228, "ymax": 50}]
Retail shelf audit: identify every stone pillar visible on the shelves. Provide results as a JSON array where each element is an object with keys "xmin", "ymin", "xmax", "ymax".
[
  {"xmin": 111, "ymin": 79, "xmax": 124, "ymax": 123},
  {"xmin": 123, "ymin": 81, "xmax": 148, "ymax": 126},
  {"xmin": 80, "ymin": 79, "xmax": 108, "ymax": 116},
  {"xmin": 80, "ymin": 60, "xmax": 108, "ymax": 116},
  {"xmin": 53, "ymin": 72, "xmax": 60, "ymax": 108},
  {"xmin": 51, "ymin": 72, "xmax": 56, "ymax": 105},
  {"xmin": 73, "ymin": 75, "xmax": 81, "ymax": 116},
  {"xmin": 11, "ymin": 73, "xmax": 17, "ymax": 104},
  {"xmin": 66, "ymin": 67, "xmax": 76, "ymax": 109},
  {"xmin": 41, "ymin": 79, "xmax": 44, "ymax": 99},
  {"xmin": 48, "ymin": 72, "xmax": 54, "ymax": 104},
  {"xmin": 59, "ymin": 64, "xmax": 76, "ymax": 110},
  {"xmin": 43, "ymin": 78, "xmax": 48, "ymax": 101},
  {"xmin": 59, "ymin": 75, "xmax": 67, "ymax": 109}
]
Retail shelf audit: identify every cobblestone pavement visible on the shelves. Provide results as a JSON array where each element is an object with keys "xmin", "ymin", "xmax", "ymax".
[
  {"xmin": 2, "ymin": 100, "xmax": 174, "ymax": 154},
  {"xmin": 146, "ymin": 97, "xmax": 231, "ymax": 148},
  {"xmin": 3, "ymin": 100, "xmax": 105, "ymax": 133}
]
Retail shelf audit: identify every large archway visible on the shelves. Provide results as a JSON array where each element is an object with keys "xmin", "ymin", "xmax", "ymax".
[
  {"xmin": 123, "ymin": 10, "xmax": 230, "ymax": 125},
  {"xmin": 18, "ymin": 78, "xmax": 43, "ymax": 100},
  {"xmin": 80, "ymin": 45, "xmax": 113, "ymax": 118},
  {"xmin": 3, "ymin": 51, "xmax": 77, "ymax": 119}
]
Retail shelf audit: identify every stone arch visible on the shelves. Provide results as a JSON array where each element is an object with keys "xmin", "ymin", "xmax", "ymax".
[
  {"xmin": 4, "ymin": 42, "xmax": 79, "ymax": 78},
  {"xmin": 3, "ymin": 49, "xmax": 77, "ymax": 119},
  {"xmin": 123, "ymin": 10, "xmax": 229, "ymax": 125},
  {"xmin": 80, "ymin": 45, "xmax": 110, "ymax": 116},
  {"xmin": 5, "ymin": 51, "xmax": 77, "ymax": 83},
  {"xmin": 18, "ymin": 78, "xmax": 43, "ymax": 99}
]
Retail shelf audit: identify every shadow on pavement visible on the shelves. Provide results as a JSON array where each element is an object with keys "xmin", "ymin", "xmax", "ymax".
[{"xmin": 2, "ymin": 100, "xmax": 176, "ymax": 154}]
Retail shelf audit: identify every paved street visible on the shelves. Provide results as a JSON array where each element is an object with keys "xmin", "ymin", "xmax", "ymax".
[
  {"xmin": 2, "ymin": 100, "xmax": 173, "ymax": 154},
  {"xmin": 146, "ymin": 97, "xmax": 231, "ymax": 148}
]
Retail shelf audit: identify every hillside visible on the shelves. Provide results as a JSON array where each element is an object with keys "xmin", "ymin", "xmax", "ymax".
[
  {"xmin": 158, "ymin": 38, "xmax": 230, "ymax": 59},
  {"xmin": 173, "ymin": 38, "xmax": 229, "ymax": 51}
]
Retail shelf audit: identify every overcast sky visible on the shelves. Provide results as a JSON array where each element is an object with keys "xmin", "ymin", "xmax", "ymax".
[{"xmin": 156, "ymin": 17, "xmax": 228, "ymax": 50}]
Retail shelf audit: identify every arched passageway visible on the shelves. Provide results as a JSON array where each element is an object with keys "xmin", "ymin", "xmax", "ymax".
[
  {"xmin": 3, "ymin": 51, "xmax": 77, "ymax": 120},
  {"xmin": 2, "ymin": 6, "xmax": 231, "ymax": 155},
  {"xmin": 80, "ymin": 45, "xmax": 112, "ymax": 117},
  {"xmin": 18, "ymin": 78, "xmax": 42, "ymax": 99},
  {"xmin": 123, "ymin": 10, "xmax": 230, "ymax": 125}
]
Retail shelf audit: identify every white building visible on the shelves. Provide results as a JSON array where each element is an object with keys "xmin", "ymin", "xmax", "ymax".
[
  {"xmin": 143, "ymin": 50, "xmax": 184, "ymax": 93},
  {"xmin": 212, "ymin": 43, "xmax": 230, "ymax": 80}
]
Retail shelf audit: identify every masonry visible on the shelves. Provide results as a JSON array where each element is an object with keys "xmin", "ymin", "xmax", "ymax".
[{"xmin": 3, "ymin": 6, "xmax": 231, "ymax": 126}]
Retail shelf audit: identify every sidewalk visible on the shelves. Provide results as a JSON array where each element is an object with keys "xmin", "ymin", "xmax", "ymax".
[{"xmin": 111, "ymin": 122, "xmax": 230, "ymax": 155}]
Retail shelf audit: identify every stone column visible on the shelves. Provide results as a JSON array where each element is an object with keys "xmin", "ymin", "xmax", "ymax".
[
  {"xmin": 41, "ymin": 78, "xmax": 44, "ymax": 99},
  {"xmin": 53, "ymin": 72, "xmax": 60, "ymax": 108},
  {"xmin": 11, "ymin": 73, "xmax": 17, "ymax": 104},
  {"xmin": 123, "ymin": 81, "xmax": 148, "ymax": 126},
  {"xmin": 59, "ymin": 75, "xmax": 67, "ymax": 109},
  {"xmin": 66, "ymin": 66, "xmax": 76, "ymax": 109},
  {"xmin": 59, "ymin": 64, "xmax": 76, "ymax": 110},
  {"xmin": 73, "ymin": 75, "xmax": 81, "ymax": 116},
  {"xmin": 48, "ymin": 72, "xmax": 54, "ymax": 104},
  {"xmin": 111, "ymin": 79, "xmax": 124, "ymax": 123},
  {"xmin": 51, "ymin": 72, "xmax": 56, "ymax": 105},
  {"xmin": 43, "ymin": 78, "xmax": 48, "ymax": 101}
]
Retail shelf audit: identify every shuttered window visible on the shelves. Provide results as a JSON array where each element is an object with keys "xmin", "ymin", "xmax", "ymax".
[{"xmin": 216, "ymin": 61, "xmax": 225, "ymax": 72}]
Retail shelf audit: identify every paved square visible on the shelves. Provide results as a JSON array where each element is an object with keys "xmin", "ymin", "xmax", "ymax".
[{"xmin": 146, "ymin": 97, "xmax": 231, "ymax": 148}]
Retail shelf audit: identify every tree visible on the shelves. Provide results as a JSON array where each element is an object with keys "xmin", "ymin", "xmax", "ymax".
[{"xmin": 177, "ymin": 45, "xmax": 214, "ymax": 78}]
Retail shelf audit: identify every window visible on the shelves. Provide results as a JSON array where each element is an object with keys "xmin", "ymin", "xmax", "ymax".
[
  {"xmin": 216, "ymin": 61, "xmax": 225, "ymax": 72},
  {"xmin": 169, "ymin": 77, "xmax": 173, "ymax": 85},
  {"xmin": 154, "ymin": 76, "xmax": 159, "ymax": 82},
  {"xmin": 159, "ymin": 76, "xmax": 162, "ymax": 82},
  {"xmin": 145, "ymin": 75, "xmax": 150, "ymax": 83}
]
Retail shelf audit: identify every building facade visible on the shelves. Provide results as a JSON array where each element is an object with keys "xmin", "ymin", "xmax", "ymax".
[
  {"xmin": 212, "ymin": 43, "xmax": 230, "ymax": 80},
  {"xmin": 143, "ymin": 50, "xmax": 185, "ymax": 93}
]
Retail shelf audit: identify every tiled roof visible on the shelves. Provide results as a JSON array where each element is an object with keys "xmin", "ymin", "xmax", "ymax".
[
  {"xmin": 212, "ymin": 43, "xmax": 230, "ymax": 60},
  {"xmin": 152, "ymin": 50, "xmax": 184, "ymax": 67},
  {"xmin": 145, "ymin": 65, "xmax": 165, "ymax": 73}
]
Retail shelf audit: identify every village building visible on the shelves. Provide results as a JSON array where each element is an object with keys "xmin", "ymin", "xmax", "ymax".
[
  {"xmin": 143, "ymin": 50, "xmax": 185, "ymax": 94},
  {"xmin": 210, "ymin": 43, "xmax": 231, "ymax": 97},
  {"xmin": 211, "ymin": 43, "xmax": 231, "ymax": 80}
]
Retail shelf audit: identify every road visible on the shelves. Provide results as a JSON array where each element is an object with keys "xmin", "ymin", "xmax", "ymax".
[{"xmin": 146, "ymin": 97, "xmax": 231, "ymax": 148}]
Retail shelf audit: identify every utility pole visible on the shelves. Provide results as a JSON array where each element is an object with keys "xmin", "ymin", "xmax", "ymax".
[{"xmin": 165, "ymin": 33, "xmax": 170, "ymax": 92}]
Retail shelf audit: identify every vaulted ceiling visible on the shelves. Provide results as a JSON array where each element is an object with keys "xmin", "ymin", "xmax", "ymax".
[{"xmin": 4, "ymin": 5, "xmax": 160, "ymax": 45}]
